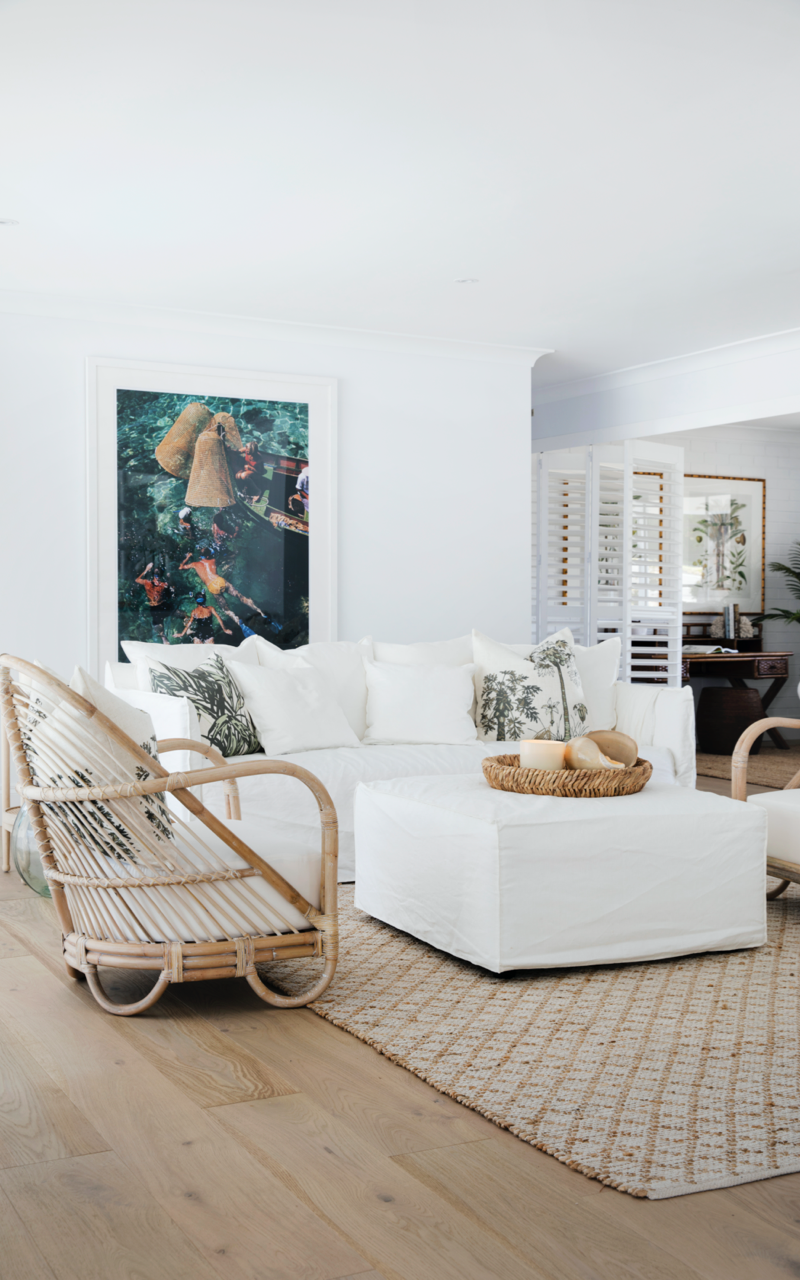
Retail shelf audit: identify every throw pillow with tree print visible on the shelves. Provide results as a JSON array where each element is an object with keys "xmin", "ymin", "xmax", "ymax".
[{"xmin": 471, "ymin": 631, "xmax": 589, "ymax": 743}]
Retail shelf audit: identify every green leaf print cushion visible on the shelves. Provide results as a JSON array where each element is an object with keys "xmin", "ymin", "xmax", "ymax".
[{"xmin": 146, "ymin": 653, "xmax": 261, "ymax": 757}]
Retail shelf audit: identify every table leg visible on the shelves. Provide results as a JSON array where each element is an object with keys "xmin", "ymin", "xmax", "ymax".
[
  {"xmin": 761, "ymin": 676, "xmax": 790, "ymax": 748},
  {"xmin": 728, "ymin": 675, "xmax": 790, "ymax": 749}
]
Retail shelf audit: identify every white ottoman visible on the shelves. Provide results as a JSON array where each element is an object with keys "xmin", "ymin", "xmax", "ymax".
[{"xmin": 353, "ymin": 777, "xmax": 767, "ymax": 972}]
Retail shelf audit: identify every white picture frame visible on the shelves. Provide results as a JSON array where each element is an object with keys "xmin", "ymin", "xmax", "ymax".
[
  {"xmin": 682, "ymin": 473, "xmax": 765, "ymax": 614},
  {"xmin": 87, "ymin": 358, "xmax": 337, "ymax": 676}
]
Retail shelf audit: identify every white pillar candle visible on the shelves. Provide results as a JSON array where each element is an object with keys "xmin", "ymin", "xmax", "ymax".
[{"xmin": 519, "ymin": 739, "xmax": 566, "ymax": 771}]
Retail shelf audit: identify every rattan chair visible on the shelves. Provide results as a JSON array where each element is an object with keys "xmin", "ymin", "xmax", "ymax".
[
  {"xmin": 0, "ymin": 655, "xmax": 338, "ymax": 1015},
  {"xmin": 732, "ymin": 715, "xmax": 800, "ymax": 900}
]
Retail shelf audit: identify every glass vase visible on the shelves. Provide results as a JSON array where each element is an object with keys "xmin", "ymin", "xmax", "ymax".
[{"xmin": 11, "ymin": 805, "xmax": 51, "ymax": 897}]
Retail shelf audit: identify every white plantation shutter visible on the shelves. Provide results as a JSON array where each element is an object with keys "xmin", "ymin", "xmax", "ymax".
[{"xmin": 532, "ymin": 441, "xmax": 684, "ymax": 686}]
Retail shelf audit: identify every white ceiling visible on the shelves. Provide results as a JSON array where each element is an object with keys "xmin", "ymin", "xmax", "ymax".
[{"xmin": 3, "ymin": 0, "xmax": 800, "ymax": 384}]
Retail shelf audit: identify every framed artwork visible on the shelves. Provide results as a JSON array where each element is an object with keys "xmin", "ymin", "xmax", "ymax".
[
  {"xmin": 682, "ymin": 474, "xmax": 765, "ymax": 614},
  {"xmin": 87, "ymin": 359, "xmax": 337, "ymax": 675}
]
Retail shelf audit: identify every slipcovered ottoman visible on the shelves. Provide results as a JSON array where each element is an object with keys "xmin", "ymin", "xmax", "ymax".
[{"xmin": 353, "ymin": 777, "xmax": 767, "ymax": 972}]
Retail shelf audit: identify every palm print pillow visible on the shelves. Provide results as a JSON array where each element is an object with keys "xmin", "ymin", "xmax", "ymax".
[
  {"xmin": 146, "ymin": 654, "xmax": 261, "ymax": 757},
  {"xmin": 472, "ymin": 630, "xmax": 588, "ymax": 743}
]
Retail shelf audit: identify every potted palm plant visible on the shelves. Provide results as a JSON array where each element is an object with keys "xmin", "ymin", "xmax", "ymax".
[{"xmin": 754, "ymin": 543, "xmax": 800, "ymax": 630}]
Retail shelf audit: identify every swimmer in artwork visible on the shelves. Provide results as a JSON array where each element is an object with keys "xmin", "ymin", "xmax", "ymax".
[
  {"xmin": 175, "ymin": 593, "xmax": 232, "ymax": 644},
  {"xmin": 134, "ymin": 563, "xmax": 174, "ymax": 643},
  {"xmin": 179, "ymin": 548, "xmax": 266, "ymax": 615}
]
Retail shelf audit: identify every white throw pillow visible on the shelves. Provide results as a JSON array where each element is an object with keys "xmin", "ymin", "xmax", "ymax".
[
  {"xmin": 502, "ymin": 629, "xmax": 620, "ymax": 732},
  {"xmin": 472, "ymin": 631, "xmax": 588, "ymax": 742},
  {"xmin": 253, "ymin": 636, "xmax": 374, "ymax": 739},
  {"xmin": 371, "ymin": 635, "xmax": 474, "ymax": 667},
  {"xmin": 121, "ymin": 635, "xmax": 261, "ymax": 671},
  {"xmin": 363, "ymin": 660, "xmax": 478, "ymax": 745},
  {"xmin": 104, "ymin": 661, "xmax": 140, "ymax": 691},
  {"xmin": 228, "ymin": 660, "xmax": 361, "ymax": 756}
]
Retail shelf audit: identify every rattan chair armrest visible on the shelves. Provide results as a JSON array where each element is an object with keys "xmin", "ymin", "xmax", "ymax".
[
  {"xmin": 731, "ymin": 717, "xmax": 800, "ymax": 801},
  {"xmin": 157, "ymin": 738, "xmax": 241, "ymax": 818}
]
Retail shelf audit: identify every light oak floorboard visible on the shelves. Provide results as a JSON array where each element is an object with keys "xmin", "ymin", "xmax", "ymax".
[
  {"xmin": 0, "ymin": 920, "xmax": 29, "ymax": 958},
  {"xmin": 0, "ymin": 1184, "xmax": 59, "ymax": 1280},
  {"xmin": 395, "ymin": 1138, "xmax": 706, "ymax": 1280},
  {"xmin": 695, "ymin": 776, "xmax": 775, "ymax": 797},
  {"xmin": 585, "ymin": 1183, "xmax": 800, "ymax": 1279},
  {"xmin": 188, "ymin": 984, "xmax": 504, "ymax": 1154},
  {"xmin": 0, "ymin": 869, "xmax": 38, "ymax": 902},
  {"xmin": 0, "ymin": 1016, "xmax": 108, "ymax": 1170},
  {"xmin": 0, "ymin": 1150, "xmax": 222, "ymax": 1280},
  {"xmin": 0, "ymin": 956, "xmax": 370, "ymax": 1280},
  {"xmin": 0, "ymin": 899, "xmax": 296, "ymax": 1107},
  {"xmin": 112, "ymin": 995, "xmax": 299, "ymax": 1109},
  {"xmin": 214, "ymin": 1092, "xmax": 554, "ymax": 1280}
]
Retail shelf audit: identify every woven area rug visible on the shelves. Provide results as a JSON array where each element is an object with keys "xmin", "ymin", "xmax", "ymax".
[
  {"xmin": 696, "ymin": 742, "xmax": 800, "ymax": 788},
  {"xmin": 268, "ymin": 886, "xmax": 800, "ymax": 1199}
]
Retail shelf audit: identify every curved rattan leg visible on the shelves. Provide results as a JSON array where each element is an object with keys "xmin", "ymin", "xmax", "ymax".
[
  {"xmin": 245, "ymin": 957, "xmax": 337, "ymax": 1008},
  {"xmin": 84, "ymin": 966, "xmax": 170, "ymax": 1016},
  {"xmin": 767, "ymin": 879, "xmax": 791, "ymax": 901}
]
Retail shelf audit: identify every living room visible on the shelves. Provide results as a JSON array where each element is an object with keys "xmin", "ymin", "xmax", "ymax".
[{"xmin": 2, "ymin": 3, "xmax": 800, "ymax": 1278}]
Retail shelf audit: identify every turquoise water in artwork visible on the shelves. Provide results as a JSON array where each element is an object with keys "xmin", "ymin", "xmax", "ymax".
[{"xmin": 116, "ymin": 390, "xmax": 310, "ymax": 656}]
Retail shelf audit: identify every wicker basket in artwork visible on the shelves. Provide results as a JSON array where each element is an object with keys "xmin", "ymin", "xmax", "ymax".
[{"xmin": 482, "ymin": 754, "xmax": 653, "ymax": 798}]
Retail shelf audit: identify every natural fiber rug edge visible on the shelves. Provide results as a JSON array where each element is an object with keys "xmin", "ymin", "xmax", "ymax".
[
  {"xmin": 305, "ymin": 954, "xmax": 800, "ymax": 1201},
  {"xmin": 264, "ymin": 887, "xmax": 800, "ymax": 1201}
]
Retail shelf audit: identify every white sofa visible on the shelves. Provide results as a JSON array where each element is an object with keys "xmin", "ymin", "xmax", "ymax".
[{"xmin": 106, "ymin": 637, "xmax": 696, "ymax": 882}]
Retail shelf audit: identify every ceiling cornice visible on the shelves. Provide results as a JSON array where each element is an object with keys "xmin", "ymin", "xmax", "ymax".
[
  {"xmin": 0, "ymin": 289, "xmax": 553, "ymax": 368},
  {"xmin": 532, "ymin": 326, "xmax": 800, "ymax": 405}
]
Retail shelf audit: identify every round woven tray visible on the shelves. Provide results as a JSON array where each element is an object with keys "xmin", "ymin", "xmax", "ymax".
[{"xmin": 482, "ymin": 753, "xmax": 653, "ymax": 797}]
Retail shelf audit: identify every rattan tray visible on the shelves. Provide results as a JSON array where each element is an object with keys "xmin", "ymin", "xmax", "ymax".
[{"xmin": 482, "ymin": 753, "xmax": 653, "ymax": 797}]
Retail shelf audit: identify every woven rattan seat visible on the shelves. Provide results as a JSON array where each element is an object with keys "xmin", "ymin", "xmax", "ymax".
[{"xmin": 0, "ymin": 655, "xmax": 338, "ymax": 1016}]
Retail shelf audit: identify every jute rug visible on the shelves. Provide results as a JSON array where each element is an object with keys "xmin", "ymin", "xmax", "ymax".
[
  {"xmin": 268, "ymin": 886, "xmax": 800, "ymax": 1200},
  {"xmin": 697, "ymin": 742, "xmax": 800, "ymax": 788}
]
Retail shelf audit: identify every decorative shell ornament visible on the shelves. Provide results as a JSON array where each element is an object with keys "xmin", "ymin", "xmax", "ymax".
[
  {"xmin": 585, "ymin": 730, "xmax": 638, "ymax": 767},
  {"xmin": 563, "ymin": 737, "xmax": 625, "ymax": 771}
]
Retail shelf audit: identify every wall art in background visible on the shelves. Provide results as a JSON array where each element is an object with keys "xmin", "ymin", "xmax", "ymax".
[
  {"xmin": 88, "ymin": 360, "xmax": 336, "ymax": 673},
  {"xmin": 682, "ymin": 474, "xmax": 765, "ymax": 614}
]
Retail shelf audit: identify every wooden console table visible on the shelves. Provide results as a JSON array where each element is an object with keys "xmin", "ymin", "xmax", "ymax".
[{"xmin": 682, "ymin": 651, "xmax": 793, "ymax": 749}]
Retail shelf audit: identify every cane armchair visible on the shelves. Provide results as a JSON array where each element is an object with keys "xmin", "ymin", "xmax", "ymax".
[
  {"xmin": 0, "ymin": 655, "xmax": 338, "ymax": 1015},
  {"xmin": 732, "ymin": 715, "xmax": 800, "ymax": 900}
]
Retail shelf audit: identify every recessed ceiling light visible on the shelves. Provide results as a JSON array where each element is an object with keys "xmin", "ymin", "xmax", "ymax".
[
  {"xmin": 0, "ymin": 219, "xmax": 19, "ymax": 226},
  {"xmin": 455, "ymin": 277, "xmax": 479, "ymax": 284}
]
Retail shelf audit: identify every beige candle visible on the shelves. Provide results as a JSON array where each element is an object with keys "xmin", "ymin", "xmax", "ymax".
[{"xmin": 519, "ymin": 739, "xmax": 566, "ymax": 771}]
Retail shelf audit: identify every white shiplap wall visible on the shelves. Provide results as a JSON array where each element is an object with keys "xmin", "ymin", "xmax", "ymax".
[{"xmin": 646, "ymin": 424, "xmax": 800, "ymax": 729}]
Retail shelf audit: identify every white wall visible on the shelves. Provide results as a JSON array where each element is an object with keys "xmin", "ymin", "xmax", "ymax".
[
  {"xmin": 644, "ymin": 423, "xmax": 800, "ymax": 728},
  {"xmin": 0, "ymin": 308, "xmax": 533, "ymax": 676}
]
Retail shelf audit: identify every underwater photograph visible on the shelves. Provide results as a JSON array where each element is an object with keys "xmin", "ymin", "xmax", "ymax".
[{"xmin": 116, "ymin": 389, "xmax": 310, "ymax": 657}]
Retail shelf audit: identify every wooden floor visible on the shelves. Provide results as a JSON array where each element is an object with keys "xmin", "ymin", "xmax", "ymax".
[{"xmin": 0, "ymin": 773, "xmax": 798, "ymax": 1280}]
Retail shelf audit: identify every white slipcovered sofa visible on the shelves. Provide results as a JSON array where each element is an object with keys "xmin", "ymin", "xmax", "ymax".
[{"xmin": 106, "ymin": 633, "xmax": 695, "ymax": 882}]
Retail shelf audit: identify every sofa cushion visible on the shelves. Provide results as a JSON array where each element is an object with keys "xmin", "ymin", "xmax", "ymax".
[
  {"xmin": 228, "ymin": 660, "xmax": 361, "ymax": 755},
  {"xmin": 363, "ymin": 661, "xmax": 477, "ymax": 745},
  {"xmin": 747, "ymin": 790, "xmax": 800, "ymax": 868},
  {"xmin": 142, "ymin": 653, "xmax": 261, "ymax": 757},
  {"xmin": 371, "ymin": 635, "xmax": 474, "ymax": 666},
  {"xmin": 503, "ymin": 630, "xmax": 620, "ymax": 731},
  {"xmin": 252, "ymin": 636, "xmax": 374, "ymax": 739},
  {"xmin": 472, "ymin": 630, "xmax": 588, "ymax": 742},
  {"xmin": 121, "ymin": 635, "xmax": 261, "ymax": 670}
]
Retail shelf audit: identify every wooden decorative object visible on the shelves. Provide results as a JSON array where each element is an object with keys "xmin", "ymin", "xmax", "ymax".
[
  {"xmin": 0, "ymin": 654, "xmax": 338, "ymax": 1016},
  {"xmin": 482, "ymin": 754, "xmax": 653, "ymax": 798},
  {"xmin": 732, "ymin": 715, "xmax": 800, "ymax": 899}
]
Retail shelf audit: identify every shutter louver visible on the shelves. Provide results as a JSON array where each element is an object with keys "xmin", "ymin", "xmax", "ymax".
[{"xmin": 533, "ymin": 441, "xmax": 683, "ymax": 686}]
